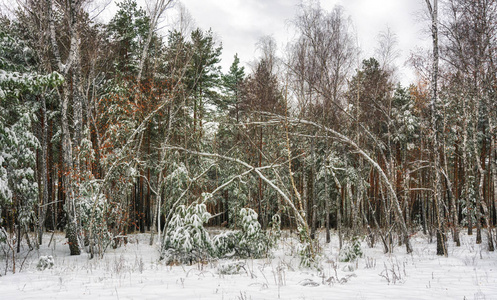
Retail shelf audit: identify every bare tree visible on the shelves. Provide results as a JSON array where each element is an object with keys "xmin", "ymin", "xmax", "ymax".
[
  {"xmin": 287, "ymin": 3, "xmax": 356, "ymax": 243},
  {"xmin": 442, "ymin": 0, "xmax": 497, "ymax": 251},
  {"xmin": 375, "ymin": 27, "xmax": 401, "ymax": 76}
]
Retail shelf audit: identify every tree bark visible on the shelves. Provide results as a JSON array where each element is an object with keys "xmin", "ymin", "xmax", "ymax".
[
  {"xmin": 137, "ymin": 0, "xmax": 174, "ymax": 83},
  {"xmin": 47, "ymin": 0, "xmax": 82, "ymax": 255},
  {"xmin": 489, "ymin": 118, "xmax": 497, "ymax": 246},
  {"xmin": 462, "ymin": 97, "xmax": 473, "ymax": 235},
  {"xmin": 473, "ymin": 101, "xmax": 494, "ymax": 251},
  {"xmin": 426, "ymin": 0, "xmax": 447, "ymax": 256},
  {"xmin": 62, "ymin": 83, "xmax": 80, "ymax": 255},
  {"xmin": 38, "ymin": 95, "xmax": 49, "ymax": 246},
  {"xmin": 310, "ymin": 136, "xmax": 317, "ymax": 239}
]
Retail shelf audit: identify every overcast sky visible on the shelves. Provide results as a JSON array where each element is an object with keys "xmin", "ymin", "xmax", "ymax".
[{"xmin": 97, "ymin": 0, "xmax": 429, "ymax": 85}]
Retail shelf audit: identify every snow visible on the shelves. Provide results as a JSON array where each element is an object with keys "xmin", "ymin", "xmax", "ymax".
[{"xmin": 1, "ymin": 230, "xmax": 496, "ymax": 300}]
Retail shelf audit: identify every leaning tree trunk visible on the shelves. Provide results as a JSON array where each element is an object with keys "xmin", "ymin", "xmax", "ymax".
[
  {"xmin": 137, "ymin": 0, "xmax": 174, "ymax": 84},
  {"xmin": 472, "ymin": 101, "xmax": 494, "ymax": 251},
  {"xmin": 293, "ymin": 117, "xmax": 413, "ymax": 253}
]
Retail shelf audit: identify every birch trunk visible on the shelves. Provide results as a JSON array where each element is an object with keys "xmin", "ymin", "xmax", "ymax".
[
  {"xmin": 324, "ymin": 157, "xmax": 330, "ymax": 243},
  {"xmin": 443, "ymin": 102, "xmax": 460, "ymax": 246},
  {"xmin": 403, "ymin": 170, "xmax": 410, "ymax": 229},
  {"xmin": 472, "ymin": 101, "xmax": 494, "ymax": 251},
  {"xmin": 137, "ymin": 0, "xmax": 174, "ymax": 83},
  {"xmin": 62, "ymin": 84, "xmax": 80, "ymax": 255},
  {"xmin": 149, "ymin": 170, "xmax": 163, "ymax": 246},
  {"xmin": 71, "ymin": 3, "xmax": 83, "ymax": 150},
  {"xmin": 462, "ymin": 97, "xmax": 473, "ymax": 235},
  {"xmin": 47, "ymin": 0, "xmax": 83, "ymax": 255},
  {"xmin": 426, "ymin": 0, "xmax": 447, "ymax": 256},
  {"xmin": 310, "ymin": 136, "xmax": 317, "ymax": 239}
]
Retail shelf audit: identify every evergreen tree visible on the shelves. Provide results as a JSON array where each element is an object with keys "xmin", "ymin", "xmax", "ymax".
[
  {"xmin": 106, "ymin": 0, "xmax": 151, "ymax": 77},
  {"xmin": 221, "ymin": 54, "xmax": 245, "ymax": 118},
  {"xmin": 187, "ymin": 28, "xmax": 222, "ymax": 138},
  {"xmin": 0, "ymin": 22, "xmax": 62, "ymax": 248}
]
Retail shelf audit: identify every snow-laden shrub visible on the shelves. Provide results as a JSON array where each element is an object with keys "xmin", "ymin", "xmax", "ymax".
[
  {"xmin": 0, "ymin": 155, "xmax": 10, "ymax": 216},
  {"xmin": 339, "ymin": 236, "xmax": 363, "ymax": 262},
  {"xmin": 297, "ymin": 241, "xmax": 314, "ymax": 268},
  {"xmin": 296, "ymin": 226, "xmax": 318, "ymax": 268},
  {"xmin": 77, "ymin": 193, "xmax": 114, "ymax": 256},
  {"xmin": 0, "ymin": 158, "xmax": 8, "ymax": 225},
  {"xmin": 212, "ymin": 230, "xmax": 237, "ymax": 258},
  {"xmin": 213, "ymin": 208, "xmax": 272, "ymax": 259},
  {"xmin": 0, "ymin": 227, "xmax": 6, "ymax": 245},
  {"xmin": 0, "ymin": 112, "xmax": 39, "ymax": 228},
  {"xmin": 37, "ymin": 255, "xmax": 54, "ymax": 270},
  {"xmin": 269, "ymin": 213, "xmax": 281, "ymax": 244},
  {"xmin": 237, "ymin": 208, "xmax": 270, "ymax": 258},
  {"xmin": 161, "ymin": 204, "xmax": 214, "ymax": 264},
  {"xmin": 217, "ymin": 261, "xmax": 246, "ymax": 275},
  {"xmin": 76, "ymin": 174, "xmax": 124, "ymax": 257},
  {"xmin": 70, "ymin": 127, "xmax": 127, "ymax": 257}
]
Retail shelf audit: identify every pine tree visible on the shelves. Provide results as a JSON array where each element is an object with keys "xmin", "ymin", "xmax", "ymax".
[
  {"xmin": 0, "ymin": 22, "xmax": 62, "ymax": 251},
  {"xmin": 106, "ymin": 0, "xmax": 151, "ymax": 77},
  {"xmin": 187, "ymin": 28, "xmax": 222, "ymax": 139},
  {"xmin": 221, "ymin": 54, "xmax": 245, "ymax": 120}
]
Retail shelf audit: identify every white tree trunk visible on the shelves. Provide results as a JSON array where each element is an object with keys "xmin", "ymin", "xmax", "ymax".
[
  {"xmin": 426, "ymin": 0, "xmax": 447, "ymax": 256},
  {"xmin": 137, "ymin": 0, "xmax": 174, "ymax": 83}
]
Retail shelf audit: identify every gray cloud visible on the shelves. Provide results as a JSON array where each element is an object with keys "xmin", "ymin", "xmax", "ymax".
[{"xmin": 129, "ymin": 0, "xmax": 429, "ymax": 84}]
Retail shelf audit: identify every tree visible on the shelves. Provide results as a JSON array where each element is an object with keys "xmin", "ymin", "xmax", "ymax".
[
  {"xmin": 346, "ymin": 57, "xmax": 394, "ymax": 137},
  {"xmin": 222, "ymin": 54, "xmax": 245, "ymax": 121},
  {"xmin": 0, "ymin": 20, "xmax": 63, "ymax": 257},
  {"xmin": 187, "ymin": 28, "xmax": 222, "ymax": 139},
  {"xmin": 425, "ymin": 0, "xmax": 448, "ymax": 256},
  {"xmin": 239, "ymin": 55, "xmax": 285, "ymax": 228},
  {"xmin": 135, "ymin": 0, "xmax": 175, "ymax": 83},
  {"xmin": 441, "ymin": 0, "xmax": 497, "ymax": 251},
  {"xmin": 107, "ymin": 0, "xmax": 151, "ymax": 78},
  {"xmin": 288, "ymin": 3, "xmax": 356, "ymax": 244}
]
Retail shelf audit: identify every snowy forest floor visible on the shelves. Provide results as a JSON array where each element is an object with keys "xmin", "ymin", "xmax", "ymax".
[{"xmin": 1, "ymin": 229, "xmax": 496, "ymax": 300}]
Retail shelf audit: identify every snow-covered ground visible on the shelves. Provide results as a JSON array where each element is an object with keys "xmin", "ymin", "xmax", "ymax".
[{"xmin": 1, "ymin": 230, "xmax": 496, "ymax": 300}]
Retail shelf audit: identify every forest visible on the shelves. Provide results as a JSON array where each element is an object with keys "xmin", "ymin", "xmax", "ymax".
[{"xmin": 1, "ymin": 0, "xmax": 497, "ymax": 279}]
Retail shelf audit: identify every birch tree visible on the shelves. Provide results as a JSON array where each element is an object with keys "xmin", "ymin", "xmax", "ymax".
[
  {"xmin": 425, "ymin": 0, "xmax": 448, "ymax": 256},
  {"xmin": 137, "ymin": 0, "xmax": 174, "ymax": 83}
]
